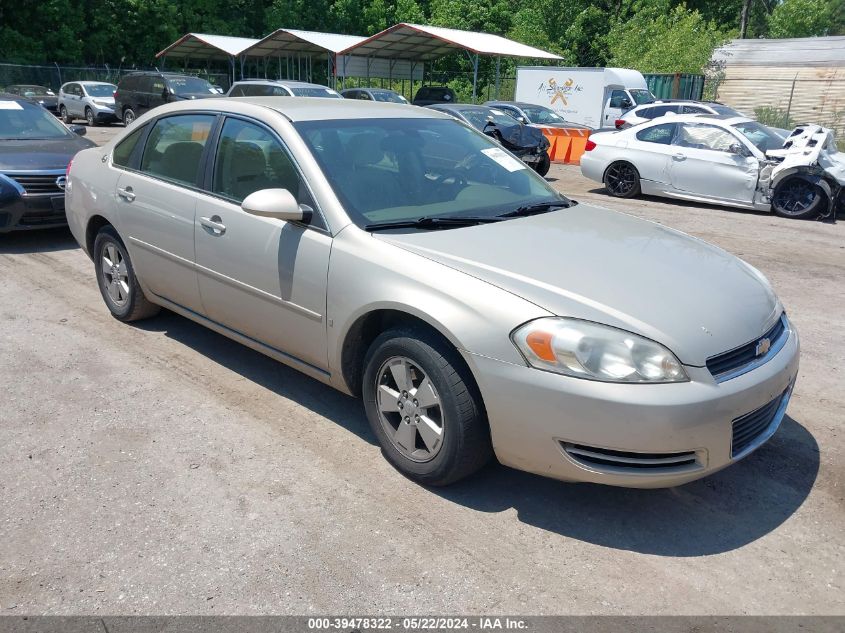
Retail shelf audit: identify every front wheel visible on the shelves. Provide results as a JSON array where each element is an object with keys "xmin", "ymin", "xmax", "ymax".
[
  {"xmin": 534, "ymin": 151, "xmax": 551, "ymax": 177},
  {"xmin": 60, "ymin": 106, "xmax": 72, "ymax": 124},
  {"xmin": 93, "ymin": 226, "xmax": 160, "ymax": 322},
  {"xmin": 604, "ymin": 161, "xmax": 641, "ymax": 198},
  {"xmin": 362, "ymin": 328, "xmax": 492, "ymax": 486},
  {"xmin": 85, "ymin": 107, "xmax": 96, "ymax": 126},
  {"xmin": 122, "ymin": 108, "xmax": 136, "ymax": 126},
  {"xmin": 772, "ymin": 177, "xmax": 826, "ymax": 219}
]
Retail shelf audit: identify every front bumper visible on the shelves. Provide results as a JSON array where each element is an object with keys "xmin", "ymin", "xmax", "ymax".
[
  {"xmin": 463, "ymin": 326, "xmax": 799, "ymax": 488},
  {"xmin": 92, "ymin": 105, "xmax": 118, "ymax": 122},
  {"xmin": 0, "ymin": 172, "xmax": 67, "ymax": 233}
]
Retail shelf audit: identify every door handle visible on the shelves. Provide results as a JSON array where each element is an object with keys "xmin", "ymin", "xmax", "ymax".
[
  {"xmin": 672, "ymin": 153, "xmax": 686, "ymax": 161},
  {"xmin": 200, "ymin": 215, "xmax": 226, "ymax": 235},
  {"xmin": 117, "ymin": 186, "xmax": 135, "ymax": 202}
]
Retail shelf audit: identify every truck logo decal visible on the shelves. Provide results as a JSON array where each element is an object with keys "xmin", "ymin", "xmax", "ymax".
[{"xmin": 538, "ymin": 77, "xmax": 583, "ymax": 106}]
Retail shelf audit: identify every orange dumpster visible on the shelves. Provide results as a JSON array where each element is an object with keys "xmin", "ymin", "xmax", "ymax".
[{"xmin": 535, "ymin": 126, "xmax": 592, "ymax": 165}]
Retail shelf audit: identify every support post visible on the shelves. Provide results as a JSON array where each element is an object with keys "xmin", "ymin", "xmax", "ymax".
[
  {"xmin": 472, "ymin": 53, "xmax": 479, "ymax": 103},
  {"xmin": 495, "ymin": 57, "xmax": 500, "ymax": 99}
]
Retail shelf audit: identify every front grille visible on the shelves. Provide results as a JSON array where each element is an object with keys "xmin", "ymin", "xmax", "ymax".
[
  {"xmin": 561, "ymin": 442, "xmax": 701, "ymax": 473},
  {"xmin": 707, "ymin": 315, "xmax": 787, "ymax": 380},
  {"xmin": 9, "ymin": 173, "xmax": 64, "ymax": 195},
  {"xmin": 19, "ymin": 210, "xmax": 65, "ymax": 226},
  {"xmin": 731, "ymin": 389, "xmax": 788, "ymax": 457}
]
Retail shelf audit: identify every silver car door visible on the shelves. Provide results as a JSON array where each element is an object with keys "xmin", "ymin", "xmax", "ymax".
[
  {"xmin": 629, "ymin": 122, "xmax": 678, "ymax": 186},
  {"xmin": 669, "ymin": 122, "xmax": 760, "ymax": 204},
  {"xmin": 194, "ymin": 116, "xmax": 330, "ymax": 371},
  {"xmin": 114, "ymin": 113, "xmax": 215, "ymax": 313}
]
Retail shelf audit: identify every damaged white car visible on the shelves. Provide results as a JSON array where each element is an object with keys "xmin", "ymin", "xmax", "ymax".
[{"xmin": 580, "ymin": 114, "xmax": 844, "ymax": 220}]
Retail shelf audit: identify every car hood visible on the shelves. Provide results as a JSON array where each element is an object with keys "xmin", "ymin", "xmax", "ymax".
[
  {"xmin": 374, "ymin": 205, "xmax": 781, "ymax": 366},
  {"xmin": 171, "ymin": 92, "xmax": 217, "ymax": 100},
  {"xmin": 0, "ymin": 136, "xmax": 95, "ymax": 170}
]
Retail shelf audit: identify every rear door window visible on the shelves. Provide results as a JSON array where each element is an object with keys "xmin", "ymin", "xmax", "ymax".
[
  {"xmin": 636, "ymin": 122, "xmax": 677, "ymax": 145},
  {"xmin": 140, "ymin": 114, "xmax": 215, "ymax": 185}
]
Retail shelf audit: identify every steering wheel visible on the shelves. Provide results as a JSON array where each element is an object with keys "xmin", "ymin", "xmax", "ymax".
[{"xmin": 433, "ymin": 170, "xmax": 468, "ymax": 191}]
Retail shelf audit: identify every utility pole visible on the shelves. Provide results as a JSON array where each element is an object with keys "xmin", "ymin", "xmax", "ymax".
[{"xmin": 739, "ymin": 0, "xmax": 753, "ymax": 38}]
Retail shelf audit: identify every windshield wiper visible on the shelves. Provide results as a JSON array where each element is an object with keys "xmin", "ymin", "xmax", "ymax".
[
  {"xmin": 364, "ymin": 215, "xmax": 503, "ymax": 232},
  {"xmin": 498, "ymin": 199, "xmax": 577, "ymax": 218}
]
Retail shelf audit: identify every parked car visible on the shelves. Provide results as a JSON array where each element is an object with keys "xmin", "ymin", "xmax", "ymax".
[
  {"xmin": 615, "ymin": 100, "xmax": 745, "ymax": 129},
  {"xmin": 66, "ymin": 98, "xmax": 799, "ymax": 488},
  {"xmin": 411, "ymin": 86, "xmax": 456, "ymax": 106},
  {"xmin": 580, "ymin": 113, "xmax": 844, "ymax": 219},
  {"xmin": 114, "ymin": 72, "xmax": 218, "ymax": 125},
  {"xmin": 428, "ymin": 103, "xmax": 551, "ymax": 175},
  {"xmin": 4, "ymin": 84, "xmax": 58, "ymax": 114},
  {"xmin": 227, "ymin": 80, "xmax": 341, "ymax": 99},
  {"xmin": 484, "ymin": 101, "xmax": 587, "ymax": 130},
  {"xmin": 58, "ymin": 81, "xmax": 118, "ymax": 126},
  {"xmin": 341, "ymin": 88, "xmax": 408, "ymax": 103},
  {"xmin": 0, "ymin": 93, "xmax": 94, "ymax": 232}
]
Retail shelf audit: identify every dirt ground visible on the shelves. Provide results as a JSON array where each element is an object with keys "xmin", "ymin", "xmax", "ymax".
[{"xmin": 0, "ymin": 126, "xmax": 842, "ymax": 615}]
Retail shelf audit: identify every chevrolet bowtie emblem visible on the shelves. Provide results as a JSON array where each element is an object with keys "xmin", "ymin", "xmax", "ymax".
[{"xmin": 755, "ymin": 337, "xmax": 771, "ymax": 357}]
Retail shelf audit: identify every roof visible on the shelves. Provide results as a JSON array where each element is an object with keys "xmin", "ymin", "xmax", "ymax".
[
  {"xmin": 156, "ymin": 33, "xmax": 259, "ymax": 60},
  {"xmin": 244, "ymin": 29, "xmax": 367, "ymax": 57},
  {"xmin": 713, "ymin": 36, "xmax": 845, "ymax": 68},
  {"xmin": 430, "ymin": 103, "xmax": 492, "ymax": 112},
  {"xmin": 234, "ymin": 79, "xmax": 330, "ymax": 88},
  {"xmin": 339, "ymin": 23, "xmax": 562, "ymax": 61}
]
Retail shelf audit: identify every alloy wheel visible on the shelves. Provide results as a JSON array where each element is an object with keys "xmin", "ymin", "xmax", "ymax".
[
  {"xmin": 773, "ymin": 180, "xmax": 817, "ymax": 216},
  {"xmin": 86, "ymin": 109, "xmax": 94, "ymax": 126},
  {"xmin": 375, "ymin": 356, "xmax": 444, "ymax": 462},
  {"xmin": 605, "ymin": 163, "xmax": 638, "ymax": 196},
  {"xmin": 100, "ymin": 243, "xmax": 130, "ymax": 307}
]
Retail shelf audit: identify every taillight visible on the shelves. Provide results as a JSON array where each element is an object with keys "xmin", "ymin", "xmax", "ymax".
[
  {"xmin": 614, "ymin": 119, "xmax": 626, "ymax": 129},
  {"xmin": 113, "ymin": 91, "xmax": 118, "ymax": 99},
  {"xmin": 585, "ymin": 139, "xmax": 597, "ymax": 152},
  {"xmin": 66, "ymin": 159, "xmax": 73, "ymax": 175}
]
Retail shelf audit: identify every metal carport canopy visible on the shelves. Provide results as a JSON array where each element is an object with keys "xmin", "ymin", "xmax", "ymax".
[
  {"xmin": 155, "ymin": 33, "xmax": 259, "ymax": 60},
  {"xmin": 338, "ymin": 23, "xmax": 562, "ymax": 61},
  {"xmin": 243, "ymin": 29, "xmax": 367, "ymax": 57}
]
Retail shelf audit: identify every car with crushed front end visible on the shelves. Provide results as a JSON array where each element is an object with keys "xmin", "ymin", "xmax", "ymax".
[
  {"xmin": 65, "ymin": 97, "xmax": 799, "ymax": 488},
  {"xmin": 581, "ymin": 113, "xmax": 844, "ymax": 220},
  {"xmin": 0, "ymin": 93, "xmax": 94, "ymax": 233}
]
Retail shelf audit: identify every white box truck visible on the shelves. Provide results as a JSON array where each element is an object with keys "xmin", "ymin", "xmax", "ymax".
[{"xmin": 514, "ymin": 67, "xmax": 655, "ymax": 130}]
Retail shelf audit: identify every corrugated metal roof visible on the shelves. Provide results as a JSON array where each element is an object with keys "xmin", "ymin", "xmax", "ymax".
[
  {"xmin": 338, "ymin": 23, "xmax": 562, "ymax": 60},
  {"xmin": 244, "ymin": 29, "xmax": 367, "ymax": 57},
  {"xmin": 156, "ymin": 33, "xmax": 259, "ymax": 59},
  {"xmin": 713, "ymin": 36, "xmax": 845, "ymax": 68}
]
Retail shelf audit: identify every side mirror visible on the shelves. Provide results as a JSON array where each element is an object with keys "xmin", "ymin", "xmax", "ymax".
[
  {"xmin": 728, "ymin": 143, "xmax": 746, "ymax": 156},
  {"xmin": 516, "ymin": 116, "xmax": 526, "ymax": 123},
  {"xmin": 69, "ymin": 124, "xmax": 87, "ymax": 136},
  {"xmin": 241, "ymin": 188, "xmax": 308, "ymax": 222}
]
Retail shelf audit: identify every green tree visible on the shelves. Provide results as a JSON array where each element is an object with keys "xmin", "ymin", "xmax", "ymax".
[
  {"xmin": 607, "ymin": 1, "xmax": 728, "ymax": 73},
  {"xmin": 768, "ymin": 0, "xmax": 833, "ymax": 37}
]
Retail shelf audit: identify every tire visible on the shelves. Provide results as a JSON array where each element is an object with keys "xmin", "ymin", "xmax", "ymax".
[
  {"xmin": 93, "ymin": 226, "xmax": 160, "ymax": 322},
  {"xmin": 122, "ymin": 108, "xmax": 136, "ymax": 126},
  {"xmin": 362, "ymin": 328, "xmax": 492, "ymax": 486},
  {"xmin": 60, "ymin": 105, "xmax": 72, "ymax": 124},
  {"xmin": 534, "ymin": 151, "xmax": 551, "ymax": 177},
  {"xmin": 604, "ymin": 161, "xmax": 641, "ymax": 198},
  {"xmin": 85, "ymin": 107, "xmax": 96, "ymax": 127},
  {"xmin": 772, "ymin": 177, "xmax": 827, "ymax": 219}
]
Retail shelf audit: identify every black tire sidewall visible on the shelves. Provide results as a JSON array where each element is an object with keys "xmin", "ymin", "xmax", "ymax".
[
  {"xmin": 362, "ymin": 331, "xmax": 484, "ymax": 484},
  {"xmin": 536, "ymin": 152, "xmax": 551, "ymax": 177},
  {"xmin": 604, "ymin": 161, "xmax": 641, "ymax": 198},
  {"xmin": 93, "ymin": 227, "xmax": 138, "ymax": 320}
]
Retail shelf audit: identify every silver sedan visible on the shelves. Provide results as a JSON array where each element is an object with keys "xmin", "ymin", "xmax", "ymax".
[{"xmin": 65, "ymin": 98, "xmax": 799, "ymax": 488}]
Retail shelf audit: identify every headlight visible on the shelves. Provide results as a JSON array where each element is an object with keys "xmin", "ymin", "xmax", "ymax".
[{"xmin": 512, "ymin": 317, "xmax": 688, "ymax": 383}]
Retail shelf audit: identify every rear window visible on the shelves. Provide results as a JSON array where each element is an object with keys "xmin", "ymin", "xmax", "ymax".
[
  {"xmin": 288, "ymin": 86, "xmax": 340, "ymax": 98},
  {"xmin": 640, "ymin": 105, "xmax": 678, "ymax": 119},
  {"xmin": 112, "ymin": 125, "xmax": 145, "ymax": 167},
  {"xmin": 167, "ymin": 76, "xmax": 216, "ymax": 95}
]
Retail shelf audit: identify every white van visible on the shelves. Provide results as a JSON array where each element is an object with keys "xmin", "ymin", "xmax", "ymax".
[{"xmin": 514, "ymin": 67, "xmax": 655, "ymax": 130}]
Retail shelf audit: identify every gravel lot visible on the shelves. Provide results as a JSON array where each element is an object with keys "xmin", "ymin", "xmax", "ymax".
[{"xmin": 0, "ymin": 125, "xmax": 842, "ymax": 615}]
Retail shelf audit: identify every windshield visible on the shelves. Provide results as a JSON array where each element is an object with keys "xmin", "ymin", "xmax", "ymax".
[
  {"xmin": 732, "ymin": 121, "xmax": 784, "ymax": 152},
  {"xmin": 372, "ymin": 91, "xmax": 407, "ymax": 103},
  {"xmin": 520, "ymin": 105, "xmax": 566, "ymax": 124},
  {"xmin": 85, "ymin": 84, "xmax": 116, "ymax": 97},
  {"xmin": 630, "ymin": 89, "xmax": 655, "ymax": 105},
  {"xmin": 294, "ymin": 118, "xmax": 565, "ymax": 229},
  {"xmin": 167, "ymin": 76, "xmax": 215, "ymax": 95},
  {"xmin": 709, "ymin": 104, "xmax": 743, "ymax": 116},
  {"xmin": 458, "ymin": 108, "xmax": 519, "ymax": 130},
  {"xmin": 290, "ymin": 86, "xmax": 341, "ymax": 98},
  {"xmin": 19, "ymin": 85, "xmax": 54, "ymax": 97},
  {"xmin": 0, "ymin": 99, "xmax": 72, "ymax": 139}
]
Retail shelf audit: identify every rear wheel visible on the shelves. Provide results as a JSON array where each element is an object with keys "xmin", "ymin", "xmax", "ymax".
[
  {"xmin": 123, "ymin": 108, "xmax": 136, "ymax": 126},
  {"xmin": 60, "ymin": 106, "xmax": 72, "ymax": 124},
  {"xmin": 604, "ymin": 161, "xmax": 641, "ymax": 198},
  {"xmin": 362, "ymin": 328, "xmax": 492, "ymax": 486},
  {"xmin": 772, "ymin": 177, "xmax": 826, "ymax": 219},
  {"xmin": 93, "ymin": 226, "xmax": 159, "ymax": 322}
]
